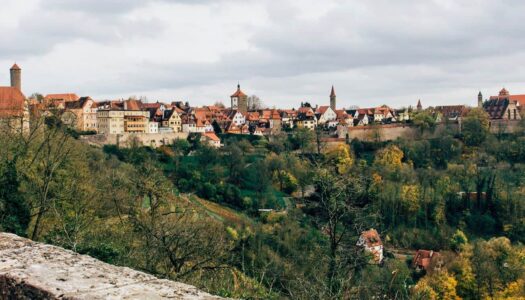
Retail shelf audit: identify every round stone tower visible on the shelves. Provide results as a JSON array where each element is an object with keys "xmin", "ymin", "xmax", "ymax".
[{"xmin": 10, "ymin": 63, "xmax": 21, "ymax": 91}]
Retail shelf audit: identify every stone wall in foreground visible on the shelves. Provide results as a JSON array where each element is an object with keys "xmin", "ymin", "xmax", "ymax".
[{"xmin": 0, "ymin": 233, "xmax": 224, "ymax": 300}]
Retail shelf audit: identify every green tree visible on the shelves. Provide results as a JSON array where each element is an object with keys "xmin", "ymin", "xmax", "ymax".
[
  {"xmin": 450, "ymin": 230, "xmax": 468, "ymax": 252},
  {"xmin": 462, "ymin": 108, "xmax": 490, "ymax": 146},
  {"xmin": 289, "ymin": 128, "xmax": 315, "ymax": 154},
  {"xmin": 412, "ymin": 110, "xmax": 436, "ymax": 135}
]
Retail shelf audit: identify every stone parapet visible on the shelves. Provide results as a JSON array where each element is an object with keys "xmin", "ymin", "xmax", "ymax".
[{"xmin": 0, "ymin": 233, "xmax": 224, "ymax": 300}]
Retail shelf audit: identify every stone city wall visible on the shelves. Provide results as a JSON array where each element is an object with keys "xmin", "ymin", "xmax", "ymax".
[
  {"xmin": 0, "ymin": 233, "xmax": 224, "ymax": 300},
  {"xmin": 337, "ymin": 123, "xmax": 459, "ymax": 141},
  {"xmin": 337, "ymin": 119, "xmax": 521, "ymax": 142},
  {"xmin": 81, "ymin": 132, "xmax": 189, "ymax": 148}
]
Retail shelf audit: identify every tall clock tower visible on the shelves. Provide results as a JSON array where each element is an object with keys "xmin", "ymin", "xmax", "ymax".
[{"xmin": 230, "ymin": 83, "xmax": 248, "ymax": 113}]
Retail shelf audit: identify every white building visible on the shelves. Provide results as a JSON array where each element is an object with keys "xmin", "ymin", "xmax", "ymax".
[
  {"xmin": 148, "ymin": 121, "xmax": 159, "ymax": 134},
  {"xmin": 315, "ymin": 106, "xmax": 337, "ymax": 125}
]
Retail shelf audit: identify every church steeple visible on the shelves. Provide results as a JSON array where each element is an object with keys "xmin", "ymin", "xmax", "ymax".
[
  {"xmin": 416, "ymin": 99, "xmax": 422, "ymax": 111},
  {"xmin": 330, "ymin": 85, "xmax": 336, "ymax": 110}
]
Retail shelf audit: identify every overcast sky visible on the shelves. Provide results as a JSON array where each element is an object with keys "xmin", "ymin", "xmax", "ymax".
[{"xmin": 1, "ymin": 0, "xmax": 524, "ymax": 108}]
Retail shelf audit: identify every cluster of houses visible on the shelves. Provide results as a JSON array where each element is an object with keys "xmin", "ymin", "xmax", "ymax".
[
  {"xmin": 358, "ymin": 229, "xmax": 444, "ymax": 272},
  {"xmin": 0, "ymin": 64, "xmax": 524, "ymax": 147},
  {"xmin": 30, "ymin": 83, "xmax": 406, "ymax": 138}
]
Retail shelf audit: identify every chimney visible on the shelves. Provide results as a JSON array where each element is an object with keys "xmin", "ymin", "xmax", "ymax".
[{"xmin": 10, "ymin": 63, "xmax": 21, "ymax": 91}]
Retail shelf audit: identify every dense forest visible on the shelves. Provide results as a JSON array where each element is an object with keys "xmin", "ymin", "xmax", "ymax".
[{"xmin": 2, "ymin": 109, "xmax": 525, "ymax": 299}]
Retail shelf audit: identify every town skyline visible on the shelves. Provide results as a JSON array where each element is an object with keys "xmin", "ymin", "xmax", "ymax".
[
  {"xmin": 2, "ymin": 0, "xmax": 525, "ymax": 108},
  {"xmin": 0, "ymin": 64, "xmax": 519, "ymax": 110}
]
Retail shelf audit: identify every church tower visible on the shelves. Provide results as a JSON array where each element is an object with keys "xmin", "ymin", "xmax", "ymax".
[
  {"xmin": 231, "ymin": 83, "xmax": 248, "ymax": 113},
  {"xmin": 330, "ymin": 86, "xmax": 336, "ymax": 111},
  {"xmin": 478, "ymin": 91, "xmax": 483, "ymax": 108},
  {"xmin": 416, "ymin": 99, "xmax": 422, "ymax": 111},
  {"xmin": 10, "ymin": 63, "xmax": 21, "ymax": 91}
]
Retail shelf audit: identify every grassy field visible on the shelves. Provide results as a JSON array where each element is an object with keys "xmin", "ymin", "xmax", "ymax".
[{"xmin": 189, "ymin": 195, "xmax": 254, "ymax": 228}]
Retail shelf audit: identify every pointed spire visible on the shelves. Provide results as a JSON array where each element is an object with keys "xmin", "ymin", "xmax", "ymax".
[
  {"xmin": 10, "ymin": 63, "xmax": 21, "ymax": 70},
  {"xmin": 330, "ymin": 85, "xmax": 336, "ymax": 97},
  {"xmin": 478, "ymin": 91, "xmax": 482, "ymax": 96},
  {"xmin": 417, "ymin": 99, "xmax": 422, "ymax": 110}
]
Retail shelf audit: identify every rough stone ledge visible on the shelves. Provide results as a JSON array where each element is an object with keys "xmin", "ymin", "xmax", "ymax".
[{"xmin": 0, "ymin": 233, "xmax": 225, "ymax": 300}]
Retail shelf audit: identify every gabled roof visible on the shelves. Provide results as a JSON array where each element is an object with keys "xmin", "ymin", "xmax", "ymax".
[
  {"xmin": 489, "ymin": 89, "xmax": 525, "ymax": 107},
  {"xmin": 335, "ymin": 109, "xmax": 350, "ymax": 120},
  {"xmin": 163, "ymin": 109, "xmax": 175, "ymax": 120},
  {"xmin": 64, "ymin": 96, "xmax": 93, "ymax": 109},
  {"xmin": 226, "ymin": 109, "xmax": 244, "ymax": 119},
  {"xmin": 483, "ymin": 98, "xmax": 512, "ymax": 119},
  {"xmin": 297, "ymin": 106, "xmax": 315, "ymax": 117},
  {"xmin": 204, "ymin": 132, "xmax": 220, "ymax": 142},
  {"xmin": 316, "ymin": 106, "xmax": 330, "ymax": 114},
  {"xmin": 44, "ymin": 93, "xmax": 79, "ymax": 102},
  {"xmin": 231, "ymin": 84, "xmax": 247, "ymax": 98},
  {"xmin": 0, "ymin": 87, "xmax": 25, "ymax": 117},
  {"xmin": 433, "ymin": 105, "xmax": 468, "ymax": 119},
  {"xmin": 125, "ymin": 99, "xmax": 142, "ymax": 111}
]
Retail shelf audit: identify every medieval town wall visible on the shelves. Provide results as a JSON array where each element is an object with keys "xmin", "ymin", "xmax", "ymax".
[
  {"xmin": 337, "ymin": 119, "xmax": 521, "ymax": 142},
  {"xmin": 81, "ymin": 132, "xmax": 189, "ymax": 148}
]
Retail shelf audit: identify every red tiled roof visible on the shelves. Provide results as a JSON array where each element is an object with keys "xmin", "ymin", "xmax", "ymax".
[
  {"xmin": 433, "ymin": 105, "xmax": 468, "ymax": 118},
  {"xmin": 413, "ymin": 250, "xmax": 440, "ymax": 270},
  {"xmin": 246, "ymin": 112, "xmax": 260, "ymax": 121},
  {"xmin": 204, "ymin": 132, "xmax": 220, "ymax": 141},
  {"xmin": 10, "ymin": 63, "xmax": 21, "ymax": 70},
  {"xmin": 490, "ymin": 94, "xmax": 525, "ymax": 107},
  {"xmin": 335, "ymin": 109, "xmax": 350, "ymax": 119},
  {"xmin": 142, "ymin": 102, "xmax": 161, "ymax": 109},
  {"xmin": 360, "ymin": 229, "xmax": 382, "ymax": 248},
  {"xmin": 0, "ymin": 87, "xmax": 25, "ymax": 117},
  {"xmin": 44, "ymin": 93, "xmax": 79, "ymax": 102},
  {"xmin": 125, "ymin": 99, "xmax": 142, "ymax": 111},
  {"xmin": 270, "ymin": 109, "xmax": 281, "ymax": 120},
  {"xmin": 316, "ymin": 106, "xmax": 329, "ymax": 114},
  {"xmin": 231, "ymin": 85, "xmax": 247, "ymax": 98},
  {"xmin": 510, "ymin": 95, "xmax": 525, "ymax": 106}
]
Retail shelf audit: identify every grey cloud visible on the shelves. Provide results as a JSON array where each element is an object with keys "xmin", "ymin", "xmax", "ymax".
[
  {"xmin": 44, "ymin": 0, "xmax": 146, "ymax": 14},
  {"xmin": 44, "ymin": 0, "xmax": 225, "ymax": 14},
  {"xmin": 143, "ymin": 0, "xmax": 525, "ymax": 98},
  {"xmin": 7, "ymin": 0, "xmax": 525, "ymax": 108},
  {"xmin": 0, "ymin": 4, "xmax": 164, "ymax": 59}
]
